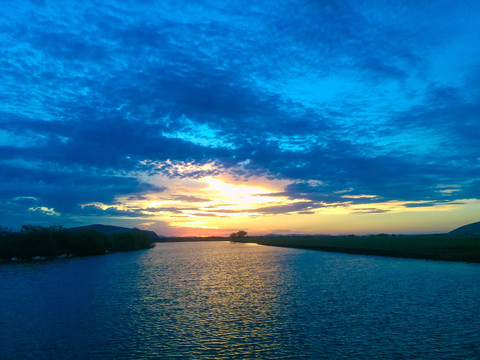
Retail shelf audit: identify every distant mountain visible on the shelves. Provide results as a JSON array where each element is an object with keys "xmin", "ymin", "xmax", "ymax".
[
  {"xmin": 68, "ymin": 224, "xmax": 161, "ymax": 238},
  {"xmin": 448, "ymin": 221, "xmax": 480, "ymax": 235}
]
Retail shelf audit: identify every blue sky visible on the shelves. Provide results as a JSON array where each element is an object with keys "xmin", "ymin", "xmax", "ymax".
[{"xmin": 1, "ymin": 0, "xmax": 479, "ymax": 235}]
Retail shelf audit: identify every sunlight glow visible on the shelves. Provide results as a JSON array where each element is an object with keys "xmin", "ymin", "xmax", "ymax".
[
  {"xmin": 204, "ymin": 177, "xmax": 271, "ymax": 196},
  {"xmin": 78, "ymin": 163, "xmax": 480, "ymax": 237},
  {"xmin": 199, "ymin": 176, "xmax": 297, "ymax": 211},
  {"xmin": 169, "ymin": 221, "xmax": 218, "ymax": 229}
]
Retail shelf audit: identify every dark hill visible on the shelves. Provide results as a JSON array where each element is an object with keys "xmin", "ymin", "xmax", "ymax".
[
  {"xmin": 68, "ymin": 224, "xmax": 160, "ymax": 238},
  {"xmin": 448, "ymin": 221, "xmax": 480, "ymax": 235}
]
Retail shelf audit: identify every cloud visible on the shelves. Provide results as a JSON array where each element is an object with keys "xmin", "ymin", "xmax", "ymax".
[
  {"xmin": 403, "ymin": 202, "xmax": 441, "ymax": 208},
  {"xmin": 352, "ymin": 208, "xmax": 390, "ymax": 214},
  {"xmin": 28, "ymin": 206, "xmax": 60, "ymax": 216},
  {"xmin": 0, "ymin": 161, "xmax": 159, "ymax": 214},
  {"xmin": 78, "ymin": 205, "xmax": 146, "ymax": 218},
  {"xmin": 172, "ymin": 195, "xmax": 209, "ymax": 203},
  {"xmin": 1, "ymin": 0, "xmax": 479, "ymax": 233},
  {"xmin": 255, "ymin": 202, "xmax": 319, "ymax": 215}
]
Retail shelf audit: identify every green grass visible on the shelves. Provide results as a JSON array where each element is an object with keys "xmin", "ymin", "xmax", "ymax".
[{"xmin": 234, "ymin": 234, "xmax": 480, "ymax": 263}]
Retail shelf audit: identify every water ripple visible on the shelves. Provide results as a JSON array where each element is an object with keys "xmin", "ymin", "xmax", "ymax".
[{"xmin": 1, "ymin": 242, "xmax": 480, "ymax": 359}]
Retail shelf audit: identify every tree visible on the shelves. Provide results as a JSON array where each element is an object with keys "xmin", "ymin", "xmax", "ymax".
[
  {"xmin": 237, "ymin": 230, "xmax": 247, "ymax": 239},
  {"xmin": 229, "ymin": 230, "xmax": 247, "ymax": 241}
]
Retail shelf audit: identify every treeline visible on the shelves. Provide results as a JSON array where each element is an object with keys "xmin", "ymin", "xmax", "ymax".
[{"xmin": 0, "ymin": 225, "xmax": 155, "ymax": 261}]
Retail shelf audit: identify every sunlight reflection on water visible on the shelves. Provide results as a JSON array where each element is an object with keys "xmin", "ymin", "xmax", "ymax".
[{"xmin": 1, "ymin": 241, "xmax": 480, "ymax": 359}]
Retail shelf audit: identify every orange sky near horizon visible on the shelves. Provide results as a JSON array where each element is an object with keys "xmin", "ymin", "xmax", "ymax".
[{"xmin": 80, "ymin": 169, "xmax": 480, "ymax": 237}]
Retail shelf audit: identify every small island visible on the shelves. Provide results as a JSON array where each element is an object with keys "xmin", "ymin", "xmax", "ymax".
[{"xmin": 0, "ymin": 224, "xmax": 156, "ymax": 262}]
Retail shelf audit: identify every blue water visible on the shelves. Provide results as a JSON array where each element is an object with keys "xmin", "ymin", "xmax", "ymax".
[{"xmin": 1, "ymin": 241, "xmax": 480, "ymax": 359}]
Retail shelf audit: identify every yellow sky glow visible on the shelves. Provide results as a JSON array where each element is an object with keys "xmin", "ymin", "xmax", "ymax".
[{"xmin": 80, "ymin": 171, "xmax": 480, "ymax": 237}]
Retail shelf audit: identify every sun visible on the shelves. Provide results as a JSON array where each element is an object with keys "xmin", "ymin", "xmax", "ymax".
[
  {"xmin": 203, "ymin": 177, "xmax": 271, "ymax": 196},
  {"xmin": 201, "ymin": 177, "xmax": 287, "ymax": 210}
]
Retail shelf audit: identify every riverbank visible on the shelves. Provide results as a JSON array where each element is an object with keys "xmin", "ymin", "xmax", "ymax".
[
  {"xmin": 0, "ymin": 225, "xmax": 155, "ymax": 263},
  {"xmin": 232, "ymin": 234, "xmax": 480, "ymax": 263}
]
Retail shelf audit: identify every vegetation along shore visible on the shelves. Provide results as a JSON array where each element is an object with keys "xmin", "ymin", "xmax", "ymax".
[
  {"xmin": 2, "ymin": 221, "xmax": 479, "ymax": 264},
  {"xmin": 160, "ymin": 223, "xmax": 480, "ymax": 264},
  {"xmin": 229, "ymin": 231, "xmax": 480, "ymax": 263},
  {"xmin": 0, "ymin": 225, "xmax": 156, "ymax": 262}
]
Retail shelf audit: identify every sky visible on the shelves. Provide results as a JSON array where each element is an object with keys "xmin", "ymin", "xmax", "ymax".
[{"xmin": 1, "ymin": 0, "xmax": 480, "ymax": 236}]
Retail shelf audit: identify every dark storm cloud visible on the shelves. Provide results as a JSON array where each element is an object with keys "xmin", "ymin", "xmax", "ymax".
[{"xmin": 1, "ymin": 0, "xmax": 479, "ymax": 227}]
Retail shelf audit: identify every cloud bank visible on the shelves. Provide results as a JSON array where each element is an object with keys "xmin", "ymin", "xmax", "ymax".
[{"xmin": 1, "ymin": 0, "xmax": 479, "ymax": 234}]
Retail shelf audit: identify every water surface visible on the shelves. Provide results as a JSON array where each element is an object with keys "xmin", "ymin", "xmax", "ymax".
[{"xmin": 1, "ymin": 241, "xmax": 480, "ymax": 359}]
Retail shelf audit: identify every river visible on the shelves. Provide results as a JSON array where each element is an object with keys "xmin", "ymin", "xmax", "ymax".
[{"xmin": 1, "ymin": 241, "xmax": 480, "ymax": 359}]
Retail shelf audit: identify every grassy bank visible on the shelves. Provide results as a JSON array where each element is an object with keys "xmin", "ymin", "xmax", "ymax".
[
  {"xmin": 233, "ymin": 234, "xmax": 480, "ymax": 263},
  {"xmin": 0, "ymin": 225, "xmax": 156, "ymax": 262}
]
